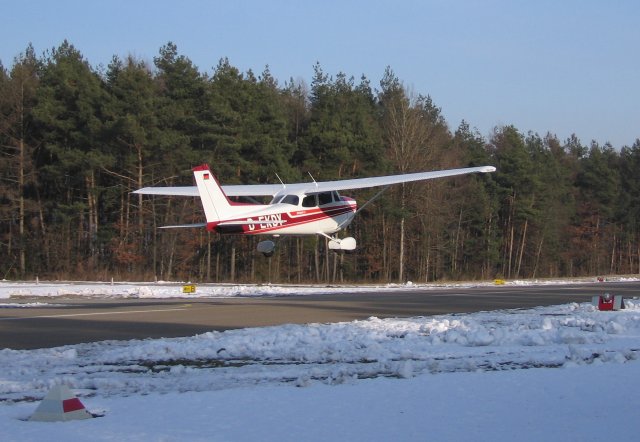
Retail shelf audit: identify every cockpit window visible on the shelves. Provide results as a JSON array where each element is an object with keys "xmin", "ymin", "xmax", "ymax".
[
  {"xmin": 281, "ymin": 195, "xmax": 299, "ymax": 206},
  {"xmin": 302, "ymin": 194, "xmax": 317, "ymax": 208},
  {"xmin": 318, "ymin": 192, "xmax": 333, "ymax": 206},
  {"xmin": 332, "ymin": 191, "xmax": 341, "ymax": 202}
]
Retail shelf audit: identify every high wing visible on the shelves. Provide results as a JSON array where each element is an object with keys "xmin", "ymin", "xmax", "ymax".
[
  {"xmin": 133, "ymin": 183, "xmax": 282, "ymax": 197},
  {"xmin": 285, "ymin": 165, "xmax": 496, "ymax": 194},
  {"xmin": 133, "ymin": 166, "xmax": 495, "ymax": 197}
]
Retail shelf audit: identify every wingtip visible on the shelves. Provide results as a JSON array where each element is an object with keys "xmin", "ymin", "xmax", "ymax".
[{"xmin": 481, "ymin": 166, "xmax": 497, "ymax": 173}]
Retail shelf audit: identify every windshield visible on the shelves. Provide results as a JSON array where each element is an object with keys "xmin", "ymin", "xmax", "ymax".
[{"xmin": 280, "ymin": 195, "xmax": 299, "ymax": 205}]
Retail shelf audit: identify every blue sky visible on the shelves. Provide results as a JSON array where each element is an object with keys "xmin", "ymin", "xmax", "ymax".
[{"xmin": 2, "ymin": 0, "xmax": 638, "ymax": 148}]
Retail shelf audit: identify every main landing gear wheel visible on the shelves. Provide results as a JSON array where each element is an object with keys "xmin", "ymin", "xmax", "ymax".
[
  {"xmin": 328, "ymin": 236, "xmax": 356, "ymax": 253},
  {"xmin": 257, "ymin": 240, "xmax": 276, "ymax": 257}
]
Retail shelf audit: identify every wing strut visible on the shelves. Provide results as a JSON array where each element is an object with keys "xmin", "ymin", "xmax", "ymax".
[
  {"xmin": 337, "ymin": 185, "xmax": 390, "ymax": 230},
  {"xmin": 354, "ymin": 186, "xmax": 390, "ymax": 215}
]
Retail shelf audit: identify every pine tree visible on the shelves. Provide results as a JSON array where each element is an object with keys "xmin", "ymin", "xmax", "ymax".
[
  {"xmin": 104, "ymin": 55, "xmax": 162, "ymax": 275},
  {"xmin": 489, "ymin": 125, "xmax": 539, "ymax": 278},
  {"xmin": 618, "ymin": 140, "xmax": 640, "ymax": 273},
  {"xmin": 0, "ymin": 45, "xmax": 40, "ymax": 277},
  {"xmin": 33, "ymin": 40, "xmax": 111, "ymax": 276},
  {"xmin": 573, "ymin": 142, "xmax": 621, "ymax": 274}
]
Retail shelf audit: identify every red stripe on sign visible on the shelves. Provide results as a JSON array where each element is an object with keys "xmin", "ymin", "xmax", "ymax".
[{"xmin": 63, "ymin": 398, "xmax": 85, "ymax": 413}]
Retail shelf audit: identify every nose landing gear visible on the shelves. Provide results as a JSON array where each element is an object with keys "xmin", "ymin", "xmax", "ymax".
[
  {"xmin": 257, "ymin": 235, "xmax": 356, "ymax": 257},
  {"xmin": 328, "ymin": 236, "xmax": 356, "ymax": 252}
]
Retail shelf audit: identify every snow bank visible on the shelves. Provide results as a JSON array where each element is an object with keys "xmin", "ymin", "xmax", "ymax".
[
  {"xmin": 2, "ymin": 300, "xmax": 639, "ymax": 402},
  {"xmin": 2, "ymin": 276, "xmax": 638, "ymax": 300},
  {"xmin": 2, "ymin": 281, "xmax": 640, "ymax": 441}
]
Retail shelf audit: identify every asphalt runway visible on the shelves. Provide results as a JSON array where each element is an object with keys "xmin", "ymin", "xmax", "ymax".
[{"xmin": 1, "ymin": 281, "xmax": 638, "ymax": 350}]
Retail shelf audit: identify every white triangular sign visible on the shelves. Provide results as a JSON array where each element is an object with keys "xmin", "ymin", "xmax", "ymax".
[{"xmin": 29, "ymin": 385, "xmax": 93, "ymax": 422}]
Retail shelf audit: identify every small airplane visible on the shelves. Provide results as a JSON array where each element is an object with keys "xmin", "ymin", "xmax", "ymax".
[{"xmin": 134, "ymin": 163, "xmax": 496, "ymax": 256}]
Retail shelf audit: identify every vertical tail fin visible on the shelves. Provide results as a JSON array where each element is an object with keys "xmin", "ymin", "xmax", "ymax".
[{"xmin": 193, "ymin": 164, "xmax": 234, "ymax": 225}]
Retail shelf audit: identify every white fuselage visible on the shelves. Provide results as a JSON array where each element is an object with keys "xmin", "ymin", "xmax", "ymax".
[{"xmin": 210, "ymin": 197, "xmax": 357, "ymax": 236}]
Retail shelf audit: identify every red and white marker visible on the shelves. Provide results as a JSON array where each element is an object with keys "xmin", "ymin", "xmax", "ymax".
[
  {"xmin": 592, "ymin": 293, "xmax": 625, "ymax": 311},
  {"xmin": 29, "ymin": 385, "xmax": 93, "ymax": 422}
]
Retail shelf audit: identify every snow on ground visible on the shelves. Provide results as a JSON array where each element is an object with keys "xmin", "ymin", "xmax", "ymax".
[
  {"xmin": 1, "ymin": 276, "xmax": 638, "ymax": 300},
  {"xmin": 3, "ymin": 279, "xmax": 494, "ymax": 300},
  {"xmin": 1, "ymin": 281, "xmax": 640, "ymax": 440}
]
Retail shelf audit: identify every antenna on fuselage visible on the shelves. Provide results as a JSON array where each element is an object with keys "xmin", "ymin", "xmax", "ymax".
[
  {"xmin": 275, "ymin": 173, "xmax": 286, "ymax": 190},
  {"xmin": 308, "ymin": 172, "xmax": 318, "ymax": 189}
]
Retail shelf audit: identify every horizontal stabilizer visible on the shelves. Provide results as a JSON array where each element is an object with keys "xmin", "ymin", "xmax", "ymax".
[
  {"xmin": 133, "ymin": 186, "xmax": 199, "ymax": 197},
  {"xmin": 158, "ymin": 223, "xmax": 207, "ymax": 229}
]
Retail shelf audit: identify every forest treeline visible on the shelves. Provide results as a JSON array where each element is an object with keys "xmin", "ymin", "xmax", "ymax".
[{"xmin": 1, "ymin": 41, "xmax": 639, "ymax": 283}]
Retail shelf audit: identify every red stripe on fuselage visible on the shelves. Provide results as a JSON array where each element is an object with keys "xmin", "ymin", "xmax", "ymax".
[{"xmin": 212, "ymin": 203, "xmax": 356, "ymax": 235}]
